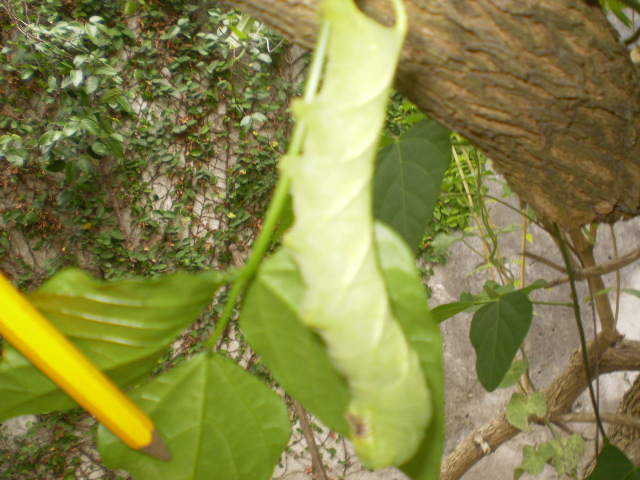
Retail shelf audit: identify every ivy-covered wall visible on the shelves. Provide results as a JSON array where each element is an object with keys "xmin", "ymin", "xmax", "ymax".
[
  {"xmin": 0, "ymin": 2, "xmax": 302, "ymax": 475},
  {"xmin": 0, "ymin": 0, "xmax": 300, "ymax": 287}
]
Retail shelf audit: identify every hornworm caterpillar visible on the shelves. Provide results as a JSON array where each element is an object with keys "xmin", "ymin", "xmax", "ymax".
[{"xmin": 283, "ymin": 0, "xmax": 430, "ymax": 469}]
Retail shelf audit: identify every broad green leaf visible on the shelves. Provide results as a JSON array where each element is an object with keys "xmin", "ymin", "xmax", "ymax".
[
  {"xmin": 91, "ymin": 141, "xmax": 109, "ymax": 156},
  {"xmin": 514, "ymin": 442, "xmax": 555, "ymax": 480},
  {"xmin": 98, "ymin": 353, "xmax": 291, "ymax": 480},
  {"xmin": 497, "ymin": 359, "xmax": 528, "ymax": 389},
  {"xmin": 549, "ymin": 434, "xmax": 585, "ymax": 476},
  {"xmin": 470, "ymin": 290, "xmax": 533, "ymax": 391},
  {"xmin": 239, "ymin": 249, "xmax": 351, "ymax": 435},
  {"xmin": 79, "ymin": 118, "xmax": 101, "ymax": 135},
  {"xmin": 505, "ymin": 392, "xmax": 547, "ymax": 431},
  {"xmin": 429, "ymin": 231, "xmax": 465, "ymax": 254},
  {"xmin": 70, "ymin": 69, "xmax": 84, "ymax": 87},
  {"xmin": 0, "ymin": 269, "xmax": 224, "ymax": 420},
  {"xmin": 374, "ymin": 117, "xmax": 451, "ymax": 253},
  {"xmin": 40, "ymin": 130, "xmax": 62, "ymax": 146},
  {"xmin": 374, "ymin": 223, "xmax": 445, "ymax": 480},
  {"xmin": 587, "ymin": 444, "xmax": 640, "ymax": 480}
]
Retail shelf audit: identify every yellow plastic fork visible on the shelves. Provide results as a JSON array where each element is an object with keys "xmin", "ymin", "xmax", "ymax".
[{"xmin": 0, "ymin": 273, "xmax": 170, "ymax": 461}]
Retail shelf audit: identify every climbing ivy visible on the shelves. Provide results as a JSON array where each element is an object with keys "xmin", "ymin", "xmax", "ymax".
[
  {"xmin": 0, "ymin": 0, "xmax": 295, "ymax": 476},
  {"xmin": 0, "ymin": 0, "xmax": 295, "ymax": 286}
]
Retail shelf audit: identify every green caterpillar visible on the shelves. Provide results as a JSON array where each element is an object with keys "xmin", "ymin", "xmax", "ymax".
[{"xmin": 283, "ymin": 0, "xmax": 430, "ymax": 469}]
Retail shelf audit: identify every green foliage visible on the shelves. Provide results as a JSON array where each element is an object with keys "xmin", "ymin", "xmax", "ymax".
[
  {"xmin": 505, "ymin": 392, "xmax": 547, "ymax": 431},
  {"xmin": 383, "ymin": 100, "xmax": 486, "ymax": 265},
  {"xmin": 469, "ymin": 289, "xmax": 533, "ymax": 391},
  {"xmin": 374, "ymin": 224, "xmax": 444, "ymax": 480},
  {"xmin": 0, "ymin": 268, "xmax": 224, "ymax": 420},
  {"xmin": 515, "ymin": 434, "xmax": 585, "ymax": 480},
  {"xmin": 239, "ymin": 248, "xmax": 352, "ymax": 435},
  {"xmin": 497, "ymin": 359, "xmax": 528, "ymax": 389},
  {"xmin": 515, "ymin": 442, "xmax": 556, "ymax": 479},
  {"xmin": 587, "ymin": 444, "xmax": 640, "ymax": 480},
  {"xmin": 423, "ymin": 135, "xmax": 487, "ymax": 263},
  {"xmin": 1, "ymin": 0, "xmax": 293, "ymax": 283},
  {"xmin": 0, "ymin": 411, "xmax": 87, "ymax": 479},
  {"xmin": 98, "ymin": 353, "xmax": 291, "ymax": 480},
  {"xmin": 374, "ymin": 117, "xmax": 452, "ymax": 252},
  {"xmin": 601, "ymin": 0, "xmax": 640, "ymax": 27}
]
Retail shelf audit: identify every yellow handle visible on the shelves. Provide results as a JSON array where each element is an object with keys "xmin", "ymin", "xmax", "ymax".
[{"xmin": 0, "ymin": 273, "xmax": 170, "ymax": 461}]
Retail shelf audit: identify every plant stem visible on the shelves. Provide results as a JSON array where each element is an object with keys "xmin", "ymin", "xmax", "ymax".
[
  {"xmin": 553, "ymin": 223, "xmax": 607, "ymax": 439},
  {"xmin": 207, "ymin": 20, "xmax": 331, "ymax": 351}
]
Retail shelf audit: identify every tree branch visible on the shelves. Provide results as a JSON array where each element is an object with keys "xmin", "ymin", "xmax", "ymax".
[
  {"xmin": 548, "ymin": 244, "xmax": 640, "ymax": 287},
  {"xmin": 222, "ymin": 0, "xmax": 640, "ymax": 227},
  {"xmin": 568, "ymin": 229, "xmax": 616, "ymax": 337},
  {"xmin": 553, "ymin": 411, "xmax": 640, "ymax": 432},
  {"xmin": 291, "ymin": 399, "xmax": 328, "ymax": 480},
  {"xmin": 440, "ymin": 334, "xmax": 639, "ymax": 480}
]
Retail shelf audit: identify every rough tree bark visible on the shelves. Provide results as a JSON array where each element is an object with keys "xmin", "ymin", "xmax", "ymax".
[{"xmin": 220, "ymin": 0, "xmax": 640, "ymax": 228}]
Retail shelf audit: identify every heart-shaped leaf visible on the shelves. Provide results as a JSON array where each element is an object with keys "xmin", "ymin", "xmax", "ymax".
[
  {"xmin": 514, "ymin": 442, "xmax": 556, "ymax": 480},
  {"xmin": 470, "ymin": 290, "xmax": 533, "ymax": 391},
  {"xmin": 505, "ymin": 392, "xmax": 547, "ymax": 431},
  {"xmin": 0, "ymin": 269, "xmax": 224, "ymax": 419},
  {"xmin": 587, "ymin": 444, "xmax": 640, "ymax": 480},
  {"xmin": 98, "ymin": 353, "xmax": 291, "ymax": 480},
  {"xmin": 374, "ymin": 117, "xmax": 451, "ymax": 253}
]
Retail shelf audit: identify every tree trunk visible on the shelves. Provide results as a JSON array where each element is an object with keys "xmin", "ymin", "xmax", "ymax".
[{"xmin": 221, "ymin": 0, "xmax": 640, "ymax": 228}]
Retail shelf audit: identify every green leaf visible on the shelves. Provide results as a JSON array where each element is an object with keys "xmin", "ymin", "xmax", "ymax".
[
  {"xmin": 505, "ymin": 392, "xmax": 547, "ymax": 431},
  {"xmin": 3, "ymin": 149, "xmax": 28, "ymax": 167},
  {"xmin": 91, "ymin": 141, "xmax": 109, "ymax": 156},
  {"xmin": 239, "ymin": 115, "xmax": 252, "ymax": 131},
  {"xmin": 124, "ymin": 0, "xmax": 138, "ymax": 15},
  {"xmin": 470, "ymin": 290, "xmax": 533, "ymax": 391},
  {"xmin": 549, "ymin": 434, "xmax": 585, "ymax": 476},
  {"xmin": 62, "ymin": 122, "xmax": 81, "ymax": 138},
  {"xmin": 239, "ymin": 249, "xmax": 351, "ymax": 435},
  {"xmin": 520, "ymin": 279, "xmax": 550, "ymax": 295},
  {"xmin": 374, "ymin": 118, "xmax": 451, "ymax": 252},
  {"xmin": 514, "ymin": 442, "xmax": 555, "ymax": 480},
  {"xmin": 587, "ymin": 444, "xmax": 640, "ymax": 480},
  {"xmin": 70, "ymin": 69, "xmax": 84, "ymax": 87},
  {"xmin": 79, "ymin": 118, "xmax": 101, "ymax": 136},
  {"xmin": 101, "ymin": 88, "xmax": 124, "ymax": 104},
  {"xmin": 45, "ymin": 159, "xmax": 67, "ymax": 172},
  {"xmin": 40, "ymin": 130, "xmax": 63, "ymax": 147},
  {"xmin": 373, "ymin": 223, "xmax": 445, "ymax": 479},
  {"xmin": 429, "ymin": 231, "xmax": 465, "ymax": 253},
  {"xmin": 497, "ymin": 358, "xmax": 528, "ymax": 389},
  {"xmin": 160, "ymin": 25, "xmax": 181, "ymax": 40},
  {"xmin": 430, "ymin": 300, "xmax": 480, "ymax": 324},
  {"xmin": 85, "ymin": 75, "xmax": 100, "ymax": 94},
  {"xmin": 107, "ymin": 137, "xmax": 124, "ymax": 158},
  {"xmin": 98, "ymin": 353, "xmax": 291, "ymax": 480},
  {"xmin": 0, "ymin": 269, "xmax": 224, "ymax": 420}
]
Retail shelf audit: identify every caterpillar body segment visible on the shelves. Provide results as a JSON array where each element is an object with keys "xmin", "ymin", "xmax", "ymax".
[{"xmin": 283, "ymin": 0, "xmax": 430, "ymax": 469}]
